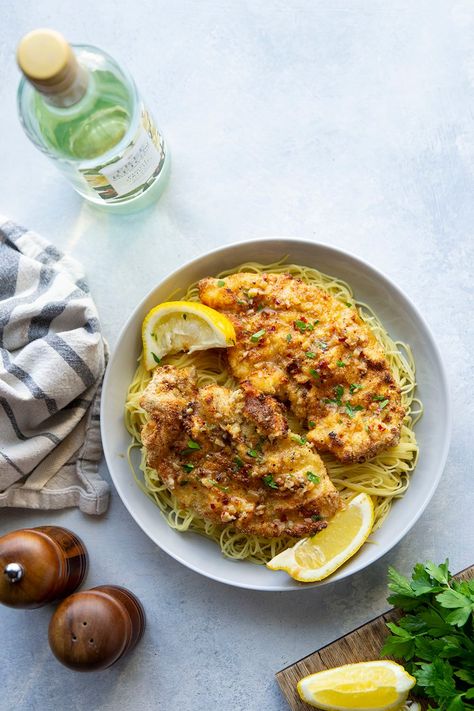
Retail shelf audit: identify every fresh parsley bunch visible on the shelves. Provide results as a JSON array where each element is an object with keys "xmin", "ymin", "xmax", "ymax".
[{"xmin": 381, "ymin": 561, "xmax": 474, "ymax": 711}]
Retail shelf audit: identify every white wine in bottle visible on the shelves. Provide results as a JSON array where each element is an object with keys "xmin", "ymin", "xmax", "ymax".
[{"xmin": 17, "ymin": 29, "xmax": 169, "ymax": 211}]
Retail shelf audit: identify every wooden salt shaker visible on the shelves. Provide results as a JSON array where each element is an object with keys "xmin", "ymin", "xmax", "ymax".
[
  {"xmin": 48, "ymin": 585, "xmax": 146, "ymax": 671},
  {"xmin": 0, "ymin": 526, "xmax": 88, "ymax": 609}
]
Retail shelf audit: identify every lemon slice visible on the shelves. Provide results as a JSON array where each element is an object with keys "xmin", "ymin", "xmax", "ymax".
[
  {"xmin": 297, "ymin": 660, "xmax": 416, "ymax": 711},
  {"xmin": 142, "ymin": 301, "xmax": 236, "ymax": 370},
  {"xmin": 266, "ymin": 492, "xmax": 374, "ymax": 582}
]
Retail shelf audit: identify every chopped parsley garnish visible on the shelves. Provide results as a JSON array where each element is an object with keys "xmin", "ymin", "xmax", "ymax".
[
  {"xmin": 256, "ymin": 303, "xmax": 265, "ymax": 312},
  {"xmin": 308, "ymin": 420, "xmax": 316, "ymax": 428},
  {"xmin": 309, "ymin": 368, "xmax": 320, "ymax": 381},
  {"xmin": 323, "ymin": 385, "xmax": 344, "ymax": 406},
  {"xmin": 291, "ymin": 434, "xmax": 307, "ymax": 445},
  {"xmin": 250, "ymin": 329, "xmax": 266, "ymax": 342},
  {"xmin": 373, "ymin": 394, "xmax": 387, "ymax": 401},
  {"xmin": 345, "ymin": 302, "xmax": 352, "ymax": 308},
  {"xmin": 314, "ymin": 320, "xmax": 319, "ymax": 326},
  {"xmin": 212, "ymin": 481, "xmax": 229, "ymax": 492},
  {"xmin": 294, "ymin": 320, "xmax": 314, "ymax": 333},
  {"xmin": 234, "ymin": 456, "xmax": 244, "ymax": 469},
  {"xmin": 151, "ymin": 352, "xmax": 161, "ymax": 364},
  {"xmin": 311, "ymin": 514, "xmax": 323, "ymax": 522},
  {"xmin": 262, "ymin": 474, "xmax": 278, "ymax": 489},
  {"xmin": 180, "ymin": 439, "xmax": 203, "ymax": 456},
  {"xmin": 306, "ymin": 471, "xmax": 320, "ymax": 484},
  {"xmin": 182, "ymin": 463, "xmax": 194, "ymax": 472},
  {"xmin": 217, "ymin": 280, "xmax": 225, "ymax": 287},
  {"xmin": 350, "ymin": 383, "xmax": 363, "ymax": 394},
  {"xmin": 379, "ymin": 399, "xmax": 389, "ymax": 409},
  {"xmin": 247, "ymin": 449, "xmax": 259, "ymax": 458},
  {"xmin": 306, "ymin": 351, "xmax": 316, "ymax": 359},
  {"xmin": 286, "ymin": 333, "xmax": 292, "ymax": 342},
  {"xmin": 336, "ymin": 360, "xmax": 346, "ymax": 367},
  {"xmin": 237, "ymin": 299, "xmax": 247, "ymax": 306},
  {"xmin": 345, "ymin": 403, "xmax": 364, "ymax": 418}
]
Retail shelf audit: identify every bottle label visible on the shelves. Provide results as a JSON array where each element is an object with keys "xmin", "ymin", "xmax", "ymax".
[{"xmin": 80, "ymin": 109, "xmax": 165, "ymax": 201}]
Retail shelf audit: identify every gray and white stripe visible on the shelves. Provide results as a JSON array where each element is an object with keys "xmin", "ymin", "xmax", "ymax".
[{"xmin": 0, "ymin": 217, "xmax": 109, "ymax": 514}]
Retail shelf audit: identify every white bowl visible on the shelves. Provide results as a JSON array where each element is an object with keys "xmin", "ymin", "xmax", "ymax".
[{"xmin": 101, "ymin": 238, "xmax": 451, "ymax": 591}]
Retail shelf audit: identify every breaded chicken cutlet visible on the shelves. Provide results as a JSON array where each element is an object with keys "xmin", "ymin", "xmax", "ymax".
[
  {"xmin": 199, "ymin": 272, "xmax": 405, "ymax": 463},
  {"xmin": 140, "ymin": 365, "xmax": 341, "ymax": 538}
]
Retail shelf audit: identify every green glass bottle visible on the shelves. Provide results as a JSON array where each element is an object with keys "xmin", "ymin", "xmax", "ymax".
[{"xmin": 17, "ymin": 29, "xmax": 169, "ymax": 211}]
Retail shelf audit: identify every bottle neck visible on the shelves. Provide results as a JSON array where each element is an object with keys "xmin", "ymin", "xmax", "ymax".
[{"xmin": 40, "ymin": 63, "xmax": 90, "ymax": 108}]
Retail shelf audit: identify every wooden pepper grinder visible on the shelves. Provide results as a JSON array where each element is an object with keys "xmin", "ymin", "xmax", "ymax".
[
  {"xmin": 0, "ymin": 526, "xmax": 88, "ymax": 609},
  {"xmin": 48, "ymin": 585, "xmax": 146, "ymax": 671}
]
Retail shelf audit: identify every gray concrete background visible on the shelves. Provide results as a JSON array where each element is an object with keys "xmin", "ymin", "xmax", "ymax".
[{"xmin": 1, "ymin": 2, "xmax": 473, "ymax": 710}]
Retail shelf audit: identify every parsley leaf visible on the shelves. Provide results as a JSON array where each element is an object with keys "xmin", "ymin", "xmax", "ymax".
[
  {"xmin": 323, "ymin": 385, "xmax": 344, "ymax": 407},
  {"xmin": 291, "ymin": 434, "xmax": 307, "ymax": 445},
  {"xmin": 182, "ymin": 463, "xmax": 194, "ymax": 473},
  {"xmin": 435, "ymin": 589, "xmax": 474, "ymax": 627},
  {"xmin": 306, "ymin": 471, "xmax": 320, "ymax": 484},
  {"xmin": 308, "ymin": 420, "xmax": 316, "ymax": 428},
  {"xmin": 211, "ymin": 481, "xmax": 229, "ymax": 492},
  {"xmin": 286, "ymin": 333, "xmax": 292, "ymax": 342},
  {"xmin": 336, "ymin": 360, "xmax": 346, "ymax": 367},
  {"xmin": 350, "ymin": 383, "xmax": 362, "ymax": 394},
  {"xmin": 180, "ymin": 439, "xmax": 201, "ymax": 455},
  {"xmin": 262, "ymin": 474, "xmax": 278, "ymax": 489},
  {"xmin": 345, "ymin": 403, "xmax": 363, "ymax": 418},
  {"xmin": 247, "ymin": 449, "xmax": 259, "ymax": 458},
  {"xmin": 294, "ymin": 319, "xmax": 313, "ymax": 332},
  {"xmin": 152, "ymin": 352, "xmax": 161, "ymax": 364},
  {"xmin": 217, "ymin": 280, "xmax": 225, "ymax": 287},
  {"xmin": 250, "ymin": 329, "xmax": 266, "ymax": 342},
  {"xmin": 306, "ymin": 351, "xmax": 316, "ymax": 359}
]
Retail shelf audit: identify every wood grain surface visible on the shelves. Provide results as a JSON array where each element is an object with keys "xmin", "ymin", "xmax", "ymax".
[{"xmin": 276, "ymin": 565, "xmax": 474, "ymax": 711}]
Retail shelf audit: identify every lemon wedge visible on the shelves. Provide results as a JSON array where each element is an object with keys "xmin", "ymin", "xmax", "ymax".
[
  {"xmin": 297, "ymin": 660, "xmax": 416, "ymax": 711},
  {"xmin": 142, "ymin": 301, "xmax": 236, "ymax": 370},
  {"xmin": 266, "ymin": 492, "xmax": 374, "ymax": 582}
]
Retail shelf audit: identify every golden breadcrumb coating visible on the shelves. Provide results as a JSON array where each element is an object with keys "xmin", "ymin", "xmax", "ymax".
[
  {"xmin": 140, "ymin": 365, "xmax": 341, "ymax": 537},
  {"xmin": 199, "ymin": 272, "xmax": 405, "ymax": 463}
]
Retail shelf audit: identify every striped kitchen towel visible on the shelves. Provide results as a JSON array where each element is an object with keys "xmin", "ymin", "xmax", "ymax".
[{"xmin": 0, "ymin": 217, "xmax": 109, "ymax": 514}]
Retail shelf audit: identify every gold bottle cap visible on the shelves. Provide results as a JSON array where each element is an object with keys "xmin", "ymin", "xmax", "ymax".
[{"xmin": 17, "ymin": 29, "xmax": 85, "ymax": 103}]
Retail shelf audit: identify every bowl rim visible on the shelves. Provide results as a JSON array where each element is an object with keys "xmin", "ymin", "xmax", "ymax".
[{"xmin": 101, "ymin": 236, "xmax": 452, "ymax": 591}]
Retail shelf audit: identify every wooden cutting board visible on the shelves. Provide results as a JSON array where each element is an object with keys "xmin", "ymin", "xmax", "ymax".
[{"xmin": 276, "ymin": 564, "xmax": 474, "ymax": 711}]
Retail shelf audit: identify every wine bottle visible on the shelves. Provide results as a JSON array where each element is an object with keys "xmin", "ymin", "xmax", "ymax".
[{"xmin": 17, "ymin": 29, "xmax": 169, "ymax": 211}]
